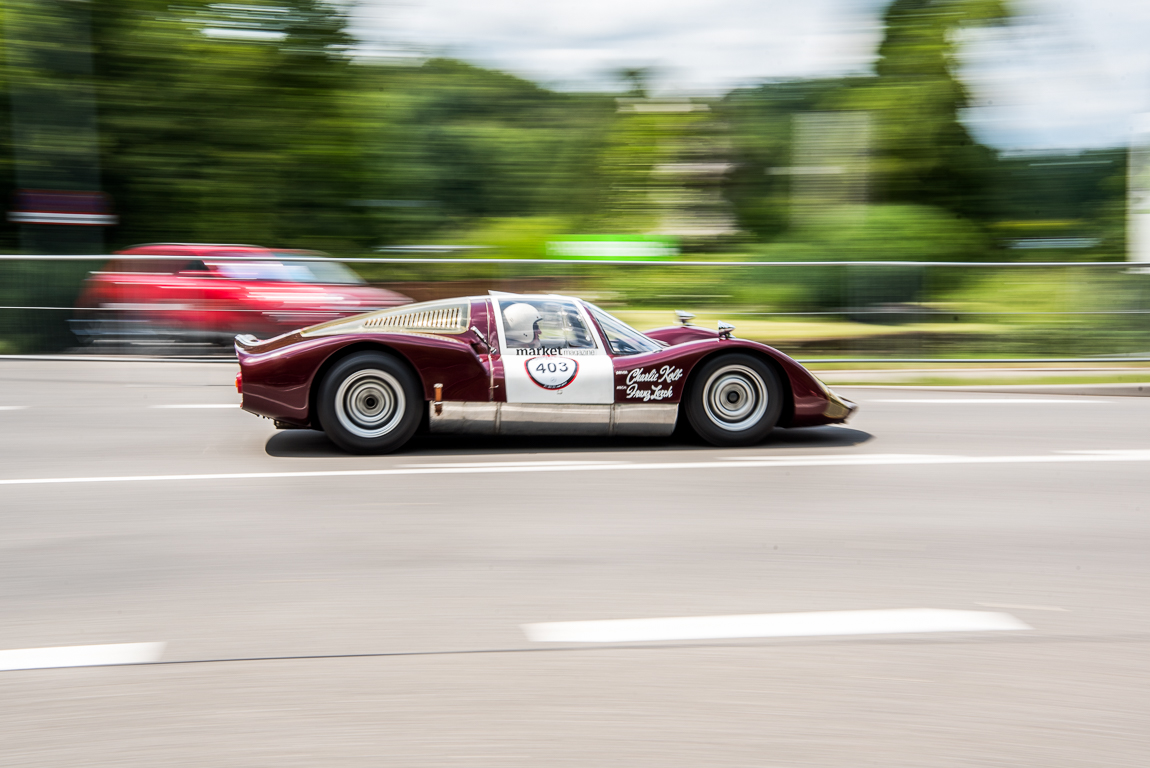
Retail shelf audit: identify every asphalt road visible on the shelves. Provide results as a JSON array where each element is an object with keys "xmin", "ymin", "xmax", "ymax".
[{"xmin": 3, "ymin": 360, "xmax": 1150, "ymax": 767}]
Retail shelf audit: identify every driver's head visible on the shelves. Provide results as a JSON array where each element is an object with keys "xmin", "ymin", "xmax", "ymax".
[{"xmin": 503, "ymin": 302, "xmax": 542, "ymax": 346}]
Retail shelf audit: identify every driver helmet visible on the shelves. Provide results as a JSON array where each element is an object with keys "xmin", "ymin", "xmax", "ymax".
[{"xmin": 503, "ymin": 302, "xmax": 542, "ymax": 345}]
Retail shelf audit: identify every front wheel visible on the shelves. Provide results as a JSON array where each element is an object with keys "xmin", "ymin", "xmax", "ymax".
[
  {"xmin": 684, "ymin": 354, "xmax": 783, "ymax": 447},
  {"xmin": 317, "ymin": 351, "xmax": 422, "ymax": 454}
]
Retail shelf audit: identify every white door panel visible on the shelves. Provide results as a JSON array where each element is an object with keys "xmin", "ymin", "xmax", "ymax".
[
  {"xmin": 492, "ymin": 297, "xmax": 615, "ymax": 405},
  {"xmin": 504, "ymin": 352, "xmax": 615, "ymax": 404}
]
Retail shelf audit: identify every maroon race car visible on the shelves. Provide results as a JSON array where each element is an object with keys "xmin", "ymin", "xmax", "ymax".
[
  {"xmin": 238, "ymin": 292, "xmax": 855, "ymax": 450},
  {"xmin": 235, "ymin": 293, "xmax": 856, "ymax": 453}
]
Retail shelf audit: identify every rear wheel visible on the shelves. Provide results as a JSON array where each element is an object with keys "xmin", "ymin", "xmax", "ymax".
[
  {"xmin": 317, "ymin": 351, "xmax": 422, "ymax": 454},
  {"xmin": 685, "ymin": 353, "xmax": 782, "ymax": 447}
]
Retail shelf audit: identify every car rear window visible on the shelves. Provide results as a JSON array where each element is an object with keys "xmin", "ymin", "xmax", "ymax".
[
  {"xmin": 212, "ymin": 260, "xmax": 365, "ymax": 285},
  {"xmin": 213, "ymin": 261, "xmax": 315, "ymax": 282}
]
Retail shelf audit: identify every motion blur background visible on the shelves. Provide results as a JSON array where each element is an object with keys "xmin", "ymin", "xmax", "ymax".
[
  {"xmin": 1, "ymin": 0, "xmax": 1149, "ymax": 359},
  {"xmin": 8, "ymin": 4, "xmax": 1150, "ymax": 765}
]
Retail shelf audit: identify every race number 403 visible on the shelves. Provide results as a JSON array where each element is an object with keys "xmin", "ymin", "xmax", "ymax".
[{"xmin": 525, "ymin": 356, "xmax": 579, "ymax": 390}]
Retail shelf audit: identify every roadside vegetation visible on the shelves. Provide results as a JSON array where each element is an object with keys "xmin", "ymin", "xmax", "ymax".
[{"xmin": 0, "ymin": 0, "xmax": 1139, "ymax": 356}]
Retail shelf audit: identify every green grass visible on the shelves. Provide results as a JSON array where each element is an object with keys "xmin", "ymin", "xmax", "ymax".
[{"xmin": 615, "ymin": 310, "xmax": 1002, "ymax": 343}]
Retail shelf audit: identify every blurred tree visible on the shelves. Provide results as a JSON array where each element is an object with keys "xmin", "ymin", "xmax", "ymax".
[
  {"xmin": 723, "ymin": 0, "xmax": 1009, "ymax": 242},
  {"xmin": 592, "ymin": 99, "xmax": 720, "ymax": 237},
  {"xmin": 354, "ymin": 58, "xmax": 615, "ymax": 244},
  {"xmin": 719, "ymin": 79, "xmax": 850, "ymax": 238},
  {"xmin": 2, "ymin": 0, "xmax": 617, "ymax": 256},
  {"xmin": 844, "ymin": 0, "xmax": 1009, "ymax": 220},
  {"xmin": 0, "ymin": 3, "xmax": 16, "ymax": 252},
  {"xmin": 2, "ymin": 0, "xmax": 106, "ymax": 253},
  {"xmin": 616, "ymin": 67, "xmax": 650, "ymax": 98},
  {"xmin": 87, "ymin": 0, "xmax": 366, "ymax": 251},
  {"xmin": 992, "ymin": 149, "xmax": 1126, "ymax": 259},
  {"xmin": 591, "ymin": 106, "xmax": 671, "ymax": 234}
]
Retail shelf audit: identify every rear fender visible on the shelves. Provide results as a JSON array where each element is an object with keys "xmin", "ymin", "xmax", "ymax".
[
  {"xmin": 238, "ymin": 332, "xmax": 485, "ymax": 428},
  {"xmin": 306, "ymin": 341, "xmax": 423, "ymax": 430},
  {"xmin": 240, "ymin": 332, "xmax": 491, "ymax": 428}
]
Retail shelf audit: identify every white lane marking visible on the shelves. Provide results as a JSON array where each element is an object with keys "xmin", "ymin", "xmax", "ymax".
[
  {"xmin": 975, "ymin": 602, "xmax": 1068, "ymax": 612},
  {"xmin": 150, "ymin": 404, "xmax": 238, "ymax": 409},
  {"xmin": 0, "ymin": 642, "xmax": 165, "ymax": 672},
  {"xmin": 0, "ymin": 406, "xmax": 28, "ymax": 411},
  {"xmin": 5, "ymin": 450, "xmax": 1150, "ymax": 487},
  {"xmin": 399, "ymin": 460, "xmax": 629, "ymax": 469},
  {"xmin": 721, "ymin": 453, "xmax": 931, "ymax": 463},
  {"xmin": 523, "ymin": 609, "xmax": 1031, "ymax": 643},
  {"xmin": 872, "ymin": 398, "xmax": 1108, "ymax": 404}
]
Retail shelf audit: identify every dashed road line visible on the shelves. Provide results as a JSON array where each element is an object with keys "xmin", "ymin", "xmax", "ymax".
[
  {"xmin": 399, "ymin": 460, "xmax": 629, "ymax": 469},
  {"xmin": 0, "ymin": 642, "xmax": 165, "ymax": 672},
  {"xmin": 976, "ymin": 602, "xmax": 1068, "ymax": 612},
  {"xmin": 872, "ymin": 398, "xmax": 1108, "ymax": 404},
  {"xmin": 720, "ymin": 453, "xmax": 931, "ymax": 463},
  {"xmin": 523, "ymin": 609, "xmax": 1032, "ymax": 643},
  {"xmin": 149, "ymin": 403, "xmax": 238, "ymax": 409}
]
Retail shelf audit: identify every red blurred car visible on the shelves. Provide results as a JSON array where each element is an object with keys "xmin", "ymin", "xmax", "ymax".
[{"xmin": 74, "ymin": 243, "xmax": 411, "ymax": 345}]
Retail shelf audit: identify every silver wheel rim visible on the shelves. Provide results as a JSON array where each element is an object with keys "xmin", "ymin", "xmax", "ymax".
[
  {"xmin": 334, "ymin": 369, "xmax": 406, "ymax": 439},
  {"xmin": 702, "ymin": 364, "xmax": 768, "ymax": 432}
]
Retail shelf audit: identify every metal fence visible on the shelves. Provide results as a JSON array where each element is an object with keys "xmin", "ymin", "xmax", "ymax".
[{"xmin": 1, "ymin": 253, "xmax": 1149, "ymax": 363}]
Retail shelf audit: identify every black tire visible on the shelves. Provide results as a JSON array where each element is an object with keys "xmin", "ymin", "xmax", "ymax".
[
  {"xmin": 684, "ymin": 353, "xmax": 783, "ymax": 447},
  {"xmin": 316, "ymin": 351, "xmax": 422, "ymax": 454}
]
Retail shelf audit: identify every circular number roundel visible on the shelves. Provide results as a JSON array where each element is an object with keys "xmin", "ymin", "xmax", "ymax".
[{"xmin": 525, "ymin": 356, "xmax": 579, "ymax": 390}]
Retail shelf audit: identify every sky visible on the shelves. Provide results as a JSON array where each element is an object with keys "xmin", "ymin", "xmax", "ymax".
[{"xmin": 350, "ymin": 0, "xmax": 1150, "ymax": 152}]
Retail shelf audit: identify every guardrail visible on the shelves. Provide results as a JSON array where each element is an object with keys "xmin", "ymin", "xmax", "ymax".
[{"xmin": 0, "ymin": 254, "xmax": 1148, "ymax": 363}]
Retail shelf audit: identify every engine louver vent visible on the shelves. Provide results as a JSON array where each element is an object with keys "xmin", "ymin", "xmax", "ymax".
[{"xmin": 363, "ymin": 303, "xmax": 467, "ymax": 332}]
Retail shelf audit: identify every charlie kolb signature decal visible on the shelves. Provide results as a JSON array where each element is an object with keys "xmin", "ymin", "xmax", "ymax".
[
  {"xmin": 525, "ymin": 356, "xmax": 579, "ymax": 390},
  {"xmin": 618, "ymin": 365, "xmax": 683, "ymax": 401}
]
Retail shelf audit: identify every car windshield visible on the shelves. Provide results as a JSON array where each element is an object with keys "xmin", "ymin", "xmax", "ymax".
[
  {"xmin": 586, "ymin": 303, "xmax": 664, "ymax": 355},
  {"xmin": 213, "ymin": 260, "xmax": 365, "ymax": 285}
]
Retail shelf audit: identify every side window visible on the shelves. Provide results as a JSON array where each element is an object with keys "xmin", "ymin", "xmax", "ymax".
[
  {"xmin": 107, "ymin": 258, "xmax": 165, "ymax": 274},
  {"xmin": 130, "ymin": 250, "xmax": 184, "ymax": 275},
  {"xmin": 499, "ymin": 299, "xmax": 597, "ymax": 351},
  {"xmin": 149, "ymin": 254, "xmax": 184, "ymax": 275}
]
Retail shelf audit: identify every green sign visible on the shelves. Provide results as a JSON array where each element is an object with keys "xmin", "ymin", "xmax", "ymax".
[{"xmin": 546, "ymin": 235, "xmax": 678, "ymax": 261}]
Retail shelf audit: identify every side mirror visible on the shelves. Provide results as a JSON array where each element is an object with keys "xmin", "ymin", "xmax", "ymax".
[{"xmin": 675, "ymin": 310, "xmax": 695, "ymax": 326}]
